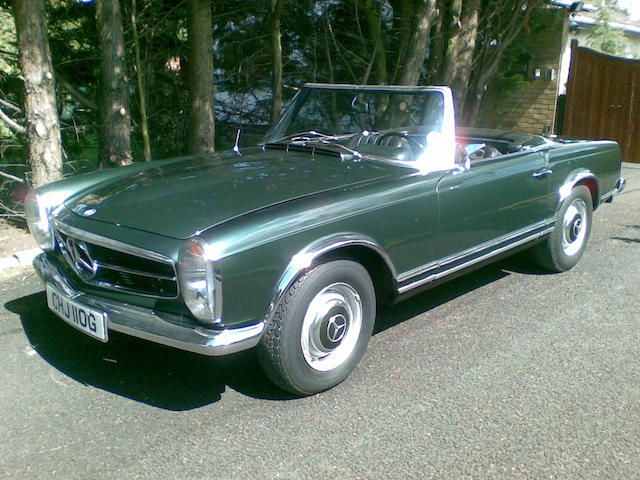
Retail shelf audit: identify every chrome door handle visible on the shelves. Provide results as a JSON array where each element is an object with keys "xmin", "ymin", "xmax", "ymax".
[{"xmin": 532, "ymin": 168, "xmax": 553, "ymax": 178}]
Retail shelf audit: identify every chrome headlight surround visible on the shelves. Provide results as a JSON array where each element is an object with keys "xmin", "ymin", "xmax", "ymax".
[
  {"xmin": 25, "ymin": 190, "xmax": 67, "ymax": 251},
  {"xmin": 178, "ymin": 236, "xmax": 220, "ymax": 324}
]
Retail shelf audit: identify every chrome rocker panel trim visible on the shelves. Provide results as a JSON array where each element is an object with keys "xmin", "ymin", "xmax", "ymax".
[
  {"xmin": 33, "ymin": 253, "xmax": 264, "ymax": 356},
  {"xmin": 397, "ymin": 218, "xmax": 556, "ymax": 294}
]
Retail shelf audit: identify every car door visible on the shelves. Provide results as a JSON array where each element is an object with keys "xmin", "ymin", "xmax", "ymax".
[{"xmin": 435, "ymin": 150, "xmax": 554, "ymax": 264}]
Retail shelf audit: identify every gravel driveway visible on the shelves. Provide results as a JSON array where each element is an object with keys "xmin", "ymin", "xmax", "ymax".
[{"xmin": 0, "ymin": 165, "xmax": 638, "ymax": 479}]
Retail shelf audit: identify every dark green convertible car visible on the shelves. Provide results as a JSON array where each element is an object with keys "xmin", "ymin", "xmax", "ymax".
[{"xmin": 26, "ymin": 84, "xmax": 625, "ymax": 395}]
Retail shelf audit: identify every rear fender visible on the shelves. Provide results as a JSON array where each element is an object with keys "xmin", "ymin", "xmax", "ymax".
[{"xmin": 558, "ymin": 169, "xmax": 599, "ymax": 209}]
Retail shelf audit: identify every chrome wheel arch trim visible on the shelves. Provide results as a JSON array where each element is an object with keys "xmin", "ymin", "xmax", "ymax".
[
  {"xmin": 558, "ymin": 170, "xmax": 599, "ymax": 206},
  {"xmin": 265, "ymin": 234, "xmax": 397, "ymax": 322}
]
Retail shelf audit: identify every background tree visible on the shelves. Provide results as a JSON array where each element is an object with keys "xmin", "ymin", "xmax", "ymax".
[
  {"xmin": 1, "ymin": 0, "xmax": 554, "ymax": 211},
  {"xmin": 270, "ymin": 0, "xmax": 284, "ymax": 124},
  {"xmin": 461, "ymin": 0, "xmax": 542, "ymax": 124},
  {"xmin": 396, "ymin": 0, "xmax": 437, "ymax": 85},
  {"xmin": 129, "ymin": 0, "xmax": 152, "ymax": 162},
  {"xmin": 187, "ymin": 0, "xmax": 215, "ymax": 154},
  {"xmin": 587, "ymin": 3, "xmax": 627, "ymax": 56},
  {"xmin": 96, "ymin": 0, "xmax": 133, "ymax": 167},
  {"xmin": 11, "ymin": 0, "xmax": 63, "ymax": 188}
]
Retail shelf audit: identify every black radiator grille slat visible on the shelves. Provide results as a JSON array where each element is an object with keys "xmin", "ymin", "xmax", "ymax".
[{"xmin": 54, "ymin": 229, "xmax": 178, "ymax": 299}]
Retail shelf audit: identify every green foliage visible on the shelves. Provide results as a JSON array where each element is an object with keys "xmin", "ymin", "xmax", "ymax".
[
  {"xmin": 587, "ymin": 4, "xmax": 627, "ymax": 56},
  {"xmin": 0, "ymin": 0, "xmax": 544, "ymax": 188},
  {"xmin": 487, "ymin": 4, "xmax": 552, "ymax": 94}
]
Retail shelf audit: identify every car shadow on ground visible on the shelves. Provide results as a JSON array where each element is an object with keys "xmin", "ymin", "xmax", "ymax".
[
  {"xmin": 6, "ymin": 292, "xmax": 293, "ymax": 410},
  {"xmin": 375, "ymin": 251, "xmax": 552, "ymax": 333},
  {"xmin": 4, "ymin": 254, "xmax": 542, "ymax": 410}
]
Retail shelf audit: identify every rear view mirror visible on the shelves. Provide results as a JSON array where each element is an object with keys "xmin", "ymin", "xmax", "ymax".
[{"xmin": 351, "ymin": 96, "xmax": 370, "ymax": 114}]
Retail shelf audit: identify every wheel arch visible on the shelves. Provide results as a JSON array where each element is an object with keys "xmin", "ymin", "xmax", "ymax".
[
  {"xmin": 266, "ymin": 234, "xmax": 398, "ymax": 322},
  {"xmin": 558, "ymin": 170, "xmax": 600, "ymax": 210}
]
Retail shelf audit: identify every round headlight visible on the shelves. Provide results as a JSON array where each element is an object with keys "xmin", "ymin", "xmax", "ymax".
[
  {"xmin": 178, "ymin": 237, "xmax": 217, "ymax": 323},
  {"xmin": 25, "ymin": 191, "xmax": 57, "ymax": 250}
]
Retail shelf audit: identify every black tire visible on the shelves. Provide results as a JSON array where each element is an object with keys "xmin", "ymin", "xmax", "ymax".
[
  {"xmin": 533, "ymin": 185, "xmax": 593, "ymax": 272},
  {"xmin": 257, "ymin": 260, "xmax": 376, "ymax": 395}
]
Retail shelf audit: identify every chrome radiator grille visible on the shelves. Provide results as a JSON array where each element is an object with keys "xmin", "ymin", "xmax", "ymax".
[{"xmin": 53, "ymin": 226, "xmax": 178, "ymax": 299}]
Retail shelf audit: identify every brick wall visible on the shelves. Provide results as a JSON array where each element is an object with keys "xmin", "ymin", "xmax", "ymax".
[{"xmin": 480, "ymin": 9, "xmax": 567, "ymax": 134}]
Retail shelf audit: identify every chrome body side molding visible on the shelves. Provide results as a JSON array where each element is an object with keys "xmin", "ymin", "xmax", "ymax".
[{"xmin": 396, "ymin": 219, "xmax": 556, "ymax": 294}]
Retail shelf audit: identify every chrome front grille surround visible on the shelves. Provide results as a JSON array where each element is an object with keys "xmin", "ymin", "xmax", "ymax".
[{"xmin": 52, "ymin": 221, "xmax": 179, "ymax": 299}]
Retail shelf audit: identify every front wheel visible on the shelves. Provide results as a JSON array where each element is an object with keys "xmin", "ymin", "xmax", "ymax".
[
  {"xmin": 533, "ymin": 185, "xmax": 593, "ymax": 272},
  {"xmin": 257, "ymin": 260, "xmax": 376, "ymax": 395}
]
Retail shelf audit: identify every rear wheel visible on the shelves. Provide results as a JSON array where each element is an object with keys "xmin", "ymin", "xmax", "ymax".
[
  {"xmin": 257, "ymin": 260, "xmax": 376, "ymax": 395},
  {"xmin": 533, "ymin": 185, "xmax": 593, "ymax": 272}
]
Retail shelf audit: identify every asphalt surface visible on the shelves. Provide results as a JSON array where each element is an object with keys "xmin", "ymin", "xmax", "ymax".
[{"xmin": 1, "ymin": 165, "xmax": 639, "ymax": 479}]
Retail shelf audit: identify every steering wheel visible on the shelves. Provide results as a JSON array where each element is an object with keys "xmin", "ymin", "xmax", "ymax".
[
  {"xmin": 375, "ymin": 132, "xmax": 425, "ymax": 157},
  {"xmin": 478, "ymin": 145, "xmax": 500, "ymax": 159}
]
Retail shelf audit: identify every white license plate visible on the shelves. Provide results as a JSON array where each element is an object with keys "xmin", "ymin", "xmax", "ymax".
[{"xmin": 46, "ymin": 284, "xmax": 108, "ymax": 342}]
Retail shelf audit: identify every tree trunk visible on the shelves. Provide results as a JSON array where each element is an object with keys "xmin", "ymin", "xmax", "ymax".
[
  {"xmin": 13, "ymin": 0, "xmax": 63, "ymax": 188},
  {"xmin": 389, "ymin": 0, "xmax": 413, "ymax": 82},
  {"xmin": 363, "ymin": 0, "xmax": 388, "ymax": 85},
  {"xmin": 131, "ymin": 0, "xmax": 152, "ymax": 162},
  {"xmin": 451, "ymin": 0, "xmax": 480, "ymax": 116},
  {"xmin": 187, "ymin": 0, "xmax": 215, "ymax": 154},
  {"xmin": 270, "ymin": 0, "xmax": 284, "ymax": 124},
  {"xmin": 96, "ymin": 0, "xmax": 133, "ymax": 167},
  {"xmin": 395, "ymin": 0, "xmax": 437, "ymax": 85},
  {"xmin": 426, "ymin": 0, "xmax": 444, "ymax": 83},
  {"xmin": 463, "ymin": 0, "xmax": 537, "ymax": 125},
  {"xmin": 439, "ymin": 0, "xmax": 463, "ymax": 85}
]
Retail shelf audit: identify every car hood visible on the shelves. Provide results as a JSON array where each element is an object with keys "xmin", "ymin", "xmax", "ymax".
[{"xmin": 64, "ymin": 148, "xmax": 399, "ymax": 239}]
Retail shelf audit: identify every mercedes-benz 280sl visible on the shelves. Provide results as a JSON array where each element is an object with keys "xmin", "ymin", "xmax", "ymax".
[{"xmin": 26, "ymin": 84, "xmax": 626, "ymax": 394}]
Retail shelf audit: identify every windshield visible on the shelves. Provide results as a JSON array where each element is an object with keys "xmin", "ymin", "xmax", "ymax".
[{"xmin": 264, "ymin": 85, "xmax": 455, "ymax": 171}]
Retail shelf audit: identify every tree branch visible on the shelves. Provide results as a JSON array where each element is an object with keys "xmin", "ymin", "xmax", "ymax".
[
  {"xmin": 56, "ymin": 74, "xmax": 98, "ymax": 110},
  {"xmin": 0, "ymin": 106, "xmax": 26, "ymax": 134},
  {"xmin": 0, "ymin": 49, "xmax": 18, "ymax": 58},
  {"xmin": 0, "ymin": 97, "xmax": 21, "ymax": 112},
  {"xmin": 0, "ymin": 169, "xmax": 25, "ymax": 183}
]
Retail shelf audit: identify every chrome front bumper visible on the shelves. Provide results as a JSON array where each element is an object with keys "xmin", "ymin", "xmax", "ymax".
[{"xmin": 33, "ymin": 253, "xmax": 265, "ymax": 356}]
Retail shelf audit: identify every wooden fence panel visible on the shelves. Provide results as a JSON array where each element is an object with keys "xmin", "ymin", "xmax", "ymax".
[{"xmin": 564, "ymin": 40, "xmax": 640, "ymax": 163}]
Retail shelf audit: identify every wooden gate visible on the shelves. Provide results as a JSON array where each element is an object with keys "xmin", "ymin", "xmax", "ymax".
[{"xmin": 564, "ymin": 40, "xmax": 640, "ymax": 163}]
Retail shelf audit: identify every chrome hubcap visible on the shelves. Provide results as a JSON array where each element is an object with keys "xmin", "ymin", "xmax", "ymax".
[
  {"xmin": 561, "ymin": 198, "xmax": 588, "ymax": 256},
  {"xmin": 300, "ymin": 283, "xmax": 362, "ymax": 372}
]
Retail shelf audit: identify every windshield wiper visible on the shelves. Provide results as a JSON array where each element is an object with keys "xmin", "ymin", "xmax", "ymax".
[
  {"xmin": 272, "ymin": 130, "xmax": 342, "ymax": 144},
  {"xmin": 270, "ymin": 130, "xmax": 363, "ymax": 160},
  {"xmin": 266, "ymin": 130, "xmax": 362, "ymax": 160}
]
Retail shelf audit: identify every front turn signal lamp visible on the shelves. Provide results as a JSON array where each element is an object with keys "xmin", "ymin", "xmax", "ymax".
[
  {"xmin": 178, "ymin": 237, "xmax": 217, "ymax": 323},
  {"xmin": 25, "ymin": 190, "xmax": 66, "ymax": 251}
]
